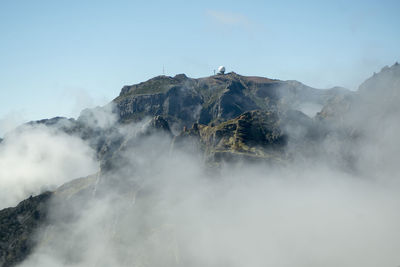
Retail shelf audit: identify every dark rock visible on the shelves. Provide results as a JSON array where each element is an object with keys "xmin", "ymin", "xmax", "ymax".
[
  {"xmin": 113, "ymin": 72, "xmax": 349, "ymax": 130},
  {"xmin": 173, "ymin": 110, "xmax": 289, "ymax": 163},
  {"xmin": 145, "ymin": 115, "xmax": 172, "ymax": 135},
  {"xmin": 0, "ymin": 192, "xmax": 52, "ymax": 267}
]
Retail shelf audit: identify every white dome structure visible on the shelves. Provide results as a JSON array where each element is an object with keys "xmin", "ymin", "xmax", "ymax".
[{"xmin": 217, "ymin": 66, "xmax": 226, "ymax": 75}]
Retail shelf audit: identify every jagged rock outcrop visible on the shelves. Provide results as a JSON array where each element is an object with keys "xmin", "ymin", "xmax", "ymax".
[
  {"xmin": 173, "ymin": 109, "xmax": 316, "ymax": 164},
  {"xmin": 142, "ymin": 115, "xmax": 172, "ymax": 136}
]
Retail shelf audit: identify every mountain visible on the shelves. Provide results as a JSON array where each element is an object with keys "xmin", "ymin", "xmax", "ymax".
[
  {"xmin": 1, "ymin": 65, "xmax": 400, "ymax": 266},
  {"xmin": 317, "ymin": 62, "xmax": 400, "ymax": 128},
  {"xmin": 114, "ymin": 72, "xmax": 349, "ymax": 132},
  {"xmin": 20, "ymin": 72, "xmax": 350, "ymax": 170}
]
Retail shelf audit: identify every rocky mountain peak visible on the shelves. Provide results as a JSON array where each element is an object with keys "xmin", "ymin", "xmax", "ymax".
[
  {"xmin": 358, "ymin": 62, "xmax": 400, "ymax": 93},
  {"xmin": 113, "ymin": 72, "xmax": 350, "ymax": 131}
]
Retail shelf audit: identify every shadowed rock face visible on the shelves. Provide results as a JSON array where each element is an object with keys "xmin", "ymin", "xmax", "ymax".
[
  {"xmin": 0, "ymin": 192, "xmax": 52, "ymax": 267},
  {"xmin": 172, "ymin": 110, "xmax": 316, "ymax": 164},
  {"xmin": 114, "ymin": 72, "xmax": 349, "ymax": 131}
]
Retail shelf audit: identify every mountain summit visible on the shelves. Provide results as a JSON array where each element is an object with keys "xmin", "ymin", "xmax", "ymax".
[{"xmin": 113, "ymin": 72, "xmax": 349, "ymax": 131}]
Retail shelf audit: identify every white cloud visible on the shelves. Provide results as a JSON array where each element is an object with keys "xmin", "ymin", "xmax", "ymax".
[
  {"xmin": 206, "ymin": 9, "xmax": 252, "ymax": 28},
  {"xmin": 0, "ymin": 110, "xmax": 26, "ymax": 137},
  {"xmin": 0, "ymin": 124, "xmax": 98, "ymax": 208}
]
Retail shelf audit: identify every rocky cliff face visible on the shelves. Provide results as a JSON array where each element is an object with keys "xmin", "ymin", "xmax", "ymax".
[
  {"xmin": 173, "ymin": 109, "xmax": 313, "ymax": 164},
  {"xmin": 114, "ymin": 72, "xmax": 349, "ymax": 132}
]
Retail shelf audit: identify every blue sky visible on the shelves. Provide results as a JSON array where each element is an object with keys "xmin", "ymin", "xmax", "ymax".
[{"xmin": 0, "ymin": 0, "xmax": 399, "ymax": 135}]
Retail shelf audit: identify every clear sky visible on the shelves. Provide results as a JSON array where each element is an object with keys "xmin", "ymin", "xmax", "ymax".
[{"xmin": 0, "ymin": 0, "xmax": 399, "ymax": 135}]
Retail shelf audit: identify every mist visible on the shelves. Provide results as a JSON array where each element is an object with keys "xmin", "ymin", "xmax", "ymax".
[
  {"xmin": 0, "ymin": 111, "xmax": 26, "ymax": 138},
  {"xmin": 18, "ymin": 140, "xmax": 400, "ymax": 267},
  {"xmin": 3, "ymin": 66, "xmax": 399, "ymax": 267},
  {"xmin": 0, "ymin": 124, "xmax": 98, "ymax": 209},
  {"xmin": 20, "ymin": 124, "xmax": 400, "ymax": 265}
]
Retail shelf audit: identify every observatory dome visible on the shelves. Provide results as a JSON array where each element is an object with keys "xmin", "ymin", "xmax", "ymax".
[{"xmin": 218, "ymin": 66, "xmax": 225, "ymax": 74}]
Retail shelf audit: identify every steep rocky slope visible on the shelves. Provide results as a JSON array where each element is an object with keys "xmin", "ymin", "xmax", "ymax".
[
  {"xmin": 173, "ymin": 109, "xmax": 315, "ymax": 164},
  {"xmin": 0, "ymin": 192, "xmax": 52, "ymax": 267}
]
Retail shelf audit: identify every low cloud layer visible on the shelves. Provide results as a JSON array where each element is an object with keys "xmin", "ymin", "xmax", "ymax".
[
  {"xmin": 0, "ymin": 125, "xmax": 98, "ymax": 208},
  {"xmin": 19, "ymin": 109, "xmax": 400, "ymax": 267},
  {"xmin": 19, "ymin": 140, "xmax": 400, "ymax": 267},
  {"xmin": 0, "ymin": 111, "xmax": 26, "ymax": 137}
]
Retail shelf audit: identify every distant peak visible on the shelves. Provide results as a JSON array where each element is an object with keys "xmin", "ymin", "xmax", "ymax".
[{"xmin": 174, "ymin": 73, "xmax": 188, "ymax": 80}]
